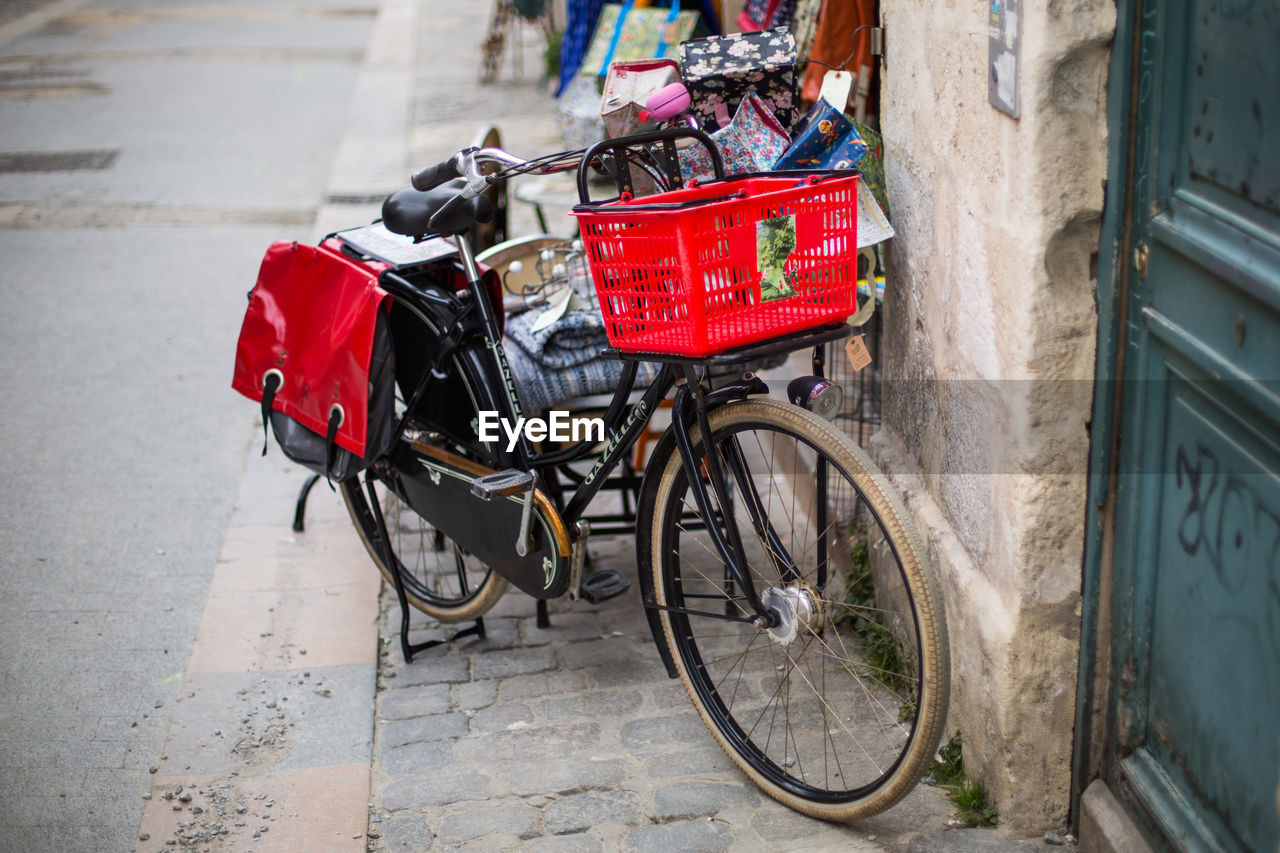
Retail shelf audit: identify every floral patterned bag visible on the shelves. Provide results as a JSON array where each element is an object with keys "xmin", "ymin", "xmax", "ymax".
[
  {"xmin": 678, "ymin": 27, "xmax": 797, "ymax": 132},
  {"xmin": 677, "ymin": 92, "xmax": 790, "ymax": 183}
]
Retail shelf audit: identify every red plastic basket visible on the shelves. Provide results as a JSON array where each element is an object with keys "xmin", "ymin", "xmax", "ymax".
[{"xmin": 572, "ymin": 172, "xmax": 860, "ymax": 357}]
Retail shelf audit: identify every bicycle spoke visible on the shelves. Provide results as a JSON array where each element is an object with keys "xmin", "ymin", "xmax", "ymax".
[
  {"xmin": 452, "ymin": 544, "xmax": 471, "ymax": 596},
  {"xmin": 809, "ymin": 626, "xmax": 913, "ymax": 738},
  {"xmin": 710, "ymin": 625, "xmax": 766, "ymax": 718},
  {"xmin": 343, "ymin": 461, "xmax": 500, "ymax": 617}
]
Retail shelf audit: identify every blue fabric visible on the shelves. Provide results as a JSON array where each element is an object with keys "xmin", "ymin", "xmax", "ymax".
[
  {"xmin": 773, "ymin": 99, "xmax": 869, "ymax": 171},
  {"xmin": 598, "ymin": 0, "xmax": 636, "ymax": 72},
  {"xmin": 654, "ymin": 3, "xmax": 680, "ymax": 59},
  {"xmin": 504, "ymin": 305, "xmax": 659, "ymax": 415},
  {"xmin": 557, "ymin": 0, "xmax": 610, "ymax": 96},
  {"xmin": 693, "ymin": 0, "xmax": 721, "ymax": 35}
]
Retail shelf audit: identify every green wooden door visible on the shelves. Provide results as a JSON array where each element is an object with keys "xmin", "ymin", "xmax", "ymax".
[{"xmin": 1086, "ymin": 0, "xmax": 1280, "ymax": 849}]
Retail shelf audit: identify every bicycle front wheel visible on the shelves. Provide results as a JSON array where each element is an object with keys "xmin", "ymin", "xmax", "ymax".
[{"xmin": 645, "ymin": 399, "xmax": 948, "ymax": 821}]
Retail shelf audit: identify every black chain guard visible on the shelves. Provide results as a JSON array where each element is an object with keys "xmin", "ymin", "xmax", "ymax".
[{"xmin": 389, "ymin": 439, "xmax": 571, "ymax": 599}]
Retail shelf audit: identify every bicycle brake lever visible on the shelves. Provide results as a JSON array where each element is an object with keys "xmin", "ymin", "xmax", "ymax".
[{"xmin": 460, "ymin": 154, "xmax": 494, "ymax": 201}]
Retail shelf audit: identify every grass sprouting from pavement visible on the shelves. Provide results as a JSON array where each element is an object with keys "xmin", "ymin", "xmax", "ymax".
[
  {"xmin": 836, "ymin": 523, "xmax": 912, "ymax": 707},
  {"xmin": 929, "ymin": 732, "xmax": 999, "ymax": 827}
]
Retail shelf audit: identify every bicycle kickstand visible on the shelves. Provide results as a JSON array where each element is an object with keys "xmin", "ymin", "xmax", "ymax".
[{"xmin": 363, "ymin": 474, "xmax": 485, "ymax": 663}]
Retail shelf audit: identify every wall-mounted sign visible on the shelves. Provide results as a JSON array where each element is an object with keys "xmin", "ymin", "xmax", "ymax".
[{"xmin": 988, "ymin": 0, "xmax": 1020, "ymax": 118}]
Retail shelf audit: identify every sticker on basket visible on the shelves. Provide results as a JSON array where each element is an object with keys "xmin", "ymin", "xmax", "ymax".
[
  {"xmin": 756, "ymin": 214, "xmax": 798, "ymax": 302},
  {"xmin": 845, "ymin": 334, "xmax": 872, "ymax": 373}
]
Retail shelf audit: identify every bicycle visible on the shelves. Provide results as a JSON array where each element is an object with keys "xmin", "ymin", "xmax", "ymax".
[{"xmin": 301, "ymin": 128, "xmax": 948, "ymax": 821}]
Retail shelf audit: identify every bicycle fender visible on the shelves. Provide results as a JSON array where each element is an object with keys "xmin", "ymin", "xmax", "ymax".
[{"xmin": 705, "ymin": 373, "xmax": 771, "ymax": 405}]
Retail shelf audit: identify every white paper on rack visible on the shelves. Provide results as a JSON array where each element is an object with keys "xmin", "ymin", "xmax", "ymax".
[
  {"xmin": 817, "ymin": 70, "xmax": 853, "ymax": 113},
  {"xmin": 856, "ymin": 180, "xmax": 894, "ymax": 248},
  {"xmin": 530, "ymin": 286, "xmax": 584, "ymax": 332}
]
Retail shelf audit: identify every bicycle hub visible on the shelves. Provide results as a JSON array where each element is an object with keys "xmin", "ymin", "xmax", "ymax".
[{"xmin": 759, "ymin": 585, "xmax": 822, "ymax": 646}]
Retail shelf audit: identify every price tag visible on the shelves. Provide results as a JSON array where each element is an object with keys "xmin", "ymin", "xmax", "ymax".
[
  {"xmin": 818, "ymin": 70, "xmax": 853, "ymax": 112},
  {"xmin": 845, "ymin": 334, "xmax": 872, "ymax": 373}
]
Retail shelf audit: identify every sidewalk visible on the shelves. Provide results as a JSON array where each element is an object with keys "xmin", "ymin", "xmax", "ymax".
[{"xmin": 131, "ymin": 0, "xmax": 414, "ymax": 848}]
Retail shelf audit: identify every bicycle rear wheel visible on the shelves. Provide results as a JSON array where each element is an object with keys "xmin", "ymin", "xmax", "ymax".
[
  {"xmin": 644, "ymin": 399, "xmax": 948, "ymax": 821},
  {"xmin": 342, "ymin": 474, "xmax": 507, "ymax": 623},
  {"xmin": 340, "ymin": 291, "xmax": 509, "ymax": 623}
]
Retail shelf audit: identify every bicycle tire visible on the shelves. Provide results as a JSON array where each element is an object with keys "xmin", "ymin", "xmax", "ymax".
[{"xmin": 644, "ymin": 399, "xmax": 948, "ymax": 821}]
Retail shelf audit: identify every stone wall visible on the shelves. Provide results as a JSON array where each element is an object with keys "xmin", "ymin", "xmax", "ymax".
[{"xmin": 871, "ymin": 0, "xmax": 1115, "ymax": 830}]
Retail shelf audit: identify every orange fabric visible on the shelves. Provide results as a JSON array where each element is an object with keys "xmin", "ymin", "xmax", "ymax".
[{"xmin": 800, "ymin": 0, "xmax": 874, "ymax": 104}]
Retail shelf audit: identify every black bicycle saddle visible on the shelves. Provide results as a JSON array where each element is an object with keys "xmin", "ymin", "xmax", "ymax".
[{"xmin": 381, "ymin": 179, "xmax": 494, "ymax": 238}]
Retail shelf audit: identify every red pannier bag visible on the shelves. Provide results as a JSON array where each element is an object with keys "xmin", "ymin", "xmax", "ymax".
[{"xmin": 231, "ymin": 240, "xmax": 395, "ymax": 480}]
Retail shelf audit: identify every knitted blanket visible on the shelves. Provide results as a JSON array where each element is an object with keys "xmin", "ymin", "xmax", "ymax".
[{"xmin": 504, "ymin": 304, "xmax": 659, "ymax": 415}]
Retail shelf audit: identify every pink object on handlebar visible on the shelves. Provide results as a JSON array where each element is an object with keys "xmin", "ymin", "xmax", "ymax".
[{"xmin": 638, "ymin": 82, "xmax": 691, "ymax": 123}]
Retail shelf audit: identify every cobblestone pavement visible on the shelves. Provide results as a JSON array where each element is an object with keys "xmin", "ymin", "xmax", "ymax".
[
  {"xmin": 363, "ymin": 1, "xmax": 1077, "ymax": 850},
  {"xmin": 366, "ymin": 533, "xmax": 1065, "ymax": 852}
]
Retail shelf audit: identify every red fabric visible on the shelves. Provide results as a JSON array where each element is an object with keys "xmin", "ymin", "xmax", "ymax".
[{"xmin": 232, "ymin": 241, "xmax": 389, "ymax": 457}]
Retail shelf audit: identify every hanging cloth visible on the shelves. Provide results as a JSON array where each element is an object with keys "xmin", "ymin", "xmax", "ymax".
[
  {"xmin": 788, "ymin": 0, "xmax": 823, "ymax": 59},
  {"xmin": 737, "ymin": 0, "xmax": 795, "ymax": 32},
  {"xmin": 557, "ymin": 0, "xmax": 721, "ymax": 95},
  {"xmin": 557, "ymin": 0, "xmax": 610, "ymax": 95}
]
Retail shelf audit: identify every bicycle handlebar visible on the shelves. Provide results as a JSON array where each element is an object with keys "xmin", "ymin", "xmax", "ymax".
[
  {"xmin": 411, "ymin": 150, "xmax": 467, "ymax": 191},
  {"xmin": 406, "ymin": 129, "xmax": 726, "ymax": 232}
]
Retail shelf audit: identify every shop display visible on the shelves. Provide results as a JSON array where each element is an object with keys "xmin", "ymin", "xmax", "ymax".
[
  {"xmin": 677, "ymin": 92, "xmax": 790, "ymax": 182},
  {"xmin": 580, "ymin": 0, "xmax": 700, "ymax": 77}
]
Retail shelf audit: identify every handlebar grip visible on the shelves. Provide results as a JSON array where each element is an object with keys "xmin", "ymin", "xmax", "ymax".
[{"xmin": 411, "ymin": 154, "xmax": 462, "ymax": 192}]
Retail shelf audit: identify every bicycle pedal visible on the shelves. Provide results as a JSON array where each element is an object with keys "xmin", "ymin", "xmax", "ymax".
[
  {"xmin": 471, "ymin": 469, "xmax": 534, "ymax": 500},
  {"xmin": 579, "ymin": 568, "xmax": 630, "ymax": 605}
]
